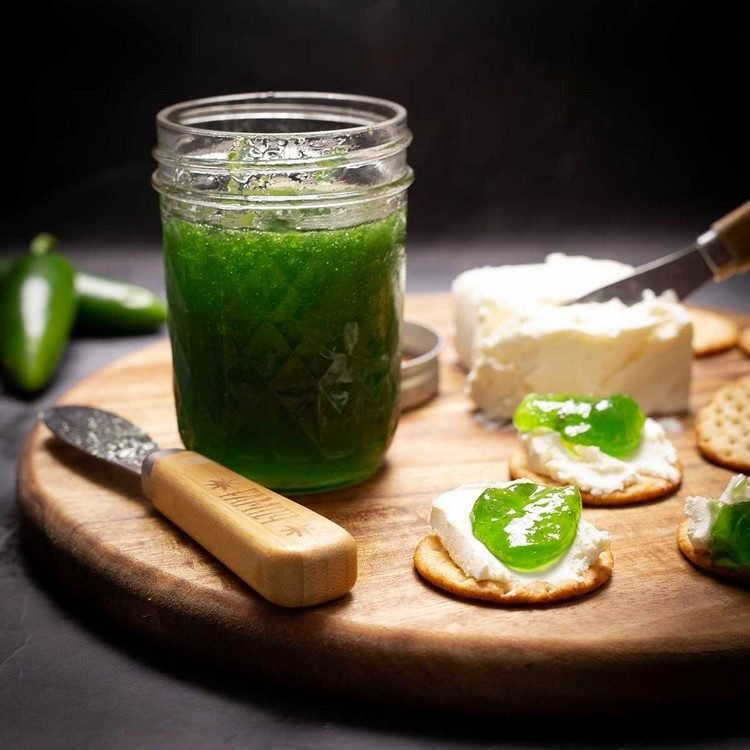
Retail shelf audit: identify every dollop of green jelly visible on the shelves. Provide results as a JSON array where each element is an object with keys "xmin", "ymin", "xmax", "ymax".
[
  {"xmin": 470, "ymin": 482, "xmax": 582, "ymax": 572},
  {"xmin": 709, "ymin": 501, "xmax": 750, "ymax": 568},
  {"xmin": 513, "ymin": 393, "xmax": 645, "ymax": 459}
]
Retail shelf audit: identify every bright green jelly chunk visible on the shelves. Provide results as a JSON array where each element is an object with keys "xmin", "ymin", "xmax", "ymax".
[
  {"xmin": 708, "ymin": 501, "xmax": 750, "ymax": 567},
  {"xmin": 512, "ymin": 393, "xmax": 645, "ymax": 459},
  {"xmin": 470, "ymin": 482, "xmax": 582, "ymax": 572}
]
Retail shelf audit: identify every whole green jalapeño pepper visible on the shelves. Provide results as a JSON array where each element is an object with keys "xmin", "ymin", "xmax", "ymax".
[{"xmin": 0, "ymin": 234, "xmax": 76, "ymax": 392}]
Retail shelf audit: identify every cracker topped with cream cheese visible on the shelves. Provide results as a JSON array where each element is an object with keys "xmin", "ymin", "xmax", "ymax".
[
  {"xmin": 508, "ymin": 393, "xmax": 682, "ymax": 505},
  {"xmin": 678, "ymin": 474, "xmax": 750, "ymax": 583},
  {"xmin": 414, "ymin": 479, "xmax": 613, "ymax": 604}
]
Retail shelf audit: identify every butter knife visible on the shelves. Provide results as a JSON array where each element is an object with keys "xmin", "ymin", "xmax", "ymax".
[
  {"xmin": 42, "ymin": 405, "xmax": 357, "ymax": 607},
  {"xmin": 572, "ymin": 201, "xmax": 750, "ymax": 304}
]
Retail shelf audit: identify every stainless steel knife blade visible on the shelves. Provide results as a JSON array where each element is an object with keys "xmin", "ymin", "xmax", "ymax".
[
  {"xmin": 570, "ymin": 199, "xmax": 750, "ymax": 304},
  {"xmin": 42, "ymin": 405, "xmax": 158, "ymax": 476},
  {"xmin": 571, "ymin": 231, "xmax": 727, "ymax": 305}
]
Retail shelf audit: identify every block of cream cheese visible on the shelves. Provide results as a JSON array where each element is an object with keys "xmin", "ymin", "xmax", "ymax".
[
  {"xmin": 468, "ymin": 291, "xmax": 692, "ymax": 418},
  {"xmin": 453, "ymin": 254, "xmax": 634, "ymax": 369}
]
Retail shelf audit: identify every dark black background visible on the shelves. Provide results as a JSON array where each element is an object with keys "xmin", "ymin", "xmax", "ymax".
[{"xmin": 5, "ymin": 0, "xmax": 749, "ymax": 247}]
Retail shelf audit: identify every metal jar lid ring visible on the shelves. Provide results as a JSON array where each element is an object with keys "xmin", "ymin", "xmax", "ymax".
[{"xmin": 400, "ymin": 320, "xmax": 442, "ymax": 411}]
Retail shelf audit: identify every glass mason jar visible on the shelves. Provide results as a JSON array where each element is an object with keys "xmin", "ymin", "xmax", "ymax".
[{"xmin": 153, "ymin": 93, "xmax": 413, "ymax": 493}]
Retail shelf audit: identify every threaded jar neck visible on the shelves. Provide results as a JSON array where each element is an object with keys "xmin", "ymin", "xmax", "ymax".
[{"xmin": 153, "ymin": 92, "xmax": 413, "ymax": 225}]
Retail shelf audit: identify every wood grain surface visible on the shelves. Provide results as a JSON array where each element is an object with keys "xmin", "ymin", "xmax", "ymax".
[{"xmin": 17, "ymin": 294, "xmax": 750, "ymax": 715}]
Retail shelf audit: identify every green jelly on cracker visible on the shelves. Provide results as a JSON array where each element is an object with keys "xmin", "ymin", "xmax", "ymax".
[
  {"xmin": 513, "ymin": 393, "xmax": 645, "ymax": 459},
  {"xmin": 471, "ymin": 482, "xmax": 582, "ymax": 572}
]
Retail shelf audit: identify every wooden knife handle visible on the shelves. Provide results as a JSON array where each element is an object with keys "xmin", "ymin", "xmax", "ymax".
[
  {"xmin": 141, "ymin": 449, "xmax": 357, "ymax": 607},
  {"xmin": 712, "ymin": 200, "xmax": 750, "ymax": 279}
]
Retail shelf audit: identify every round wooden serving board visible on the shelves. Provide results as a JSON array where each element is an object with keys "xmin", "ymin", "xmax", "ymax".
[{"xmin": 18, "ymin": 294, "xmax": 750, "ymax": 714}]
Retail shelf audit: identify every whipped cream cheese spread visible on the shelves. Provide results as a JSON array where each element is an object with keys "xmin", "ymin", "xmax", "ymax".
[
  {"xmin": 430, "ymin": 480, "xmax": 611, "ymax": 586},
  {"xmin": 522, "ymin": 418, "xmax": 680, "ymax": 495},
  {"xmin": 467, "ymin": 291, "xmax": 692, "ymax": 418},
  {"xmin": 453, "ymin": 254, "xmax": 633, "ymax": 369},
  {"xmin": 684, "ymin": 474, "xmax": 750, "ymax": 548}
]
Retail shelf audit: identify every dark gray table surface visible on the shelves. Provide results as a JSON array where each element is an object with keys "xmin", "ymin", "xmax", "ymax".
[{"xmin": 2, "ymin": 235, "xmax": 749, "ymax": 749}]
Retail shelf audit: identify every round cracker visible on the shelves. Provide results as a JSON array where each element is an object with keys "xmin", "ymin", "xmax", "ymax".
[
  {"xmin": 695, "ymin": 375, "xmax": 750, "ymax": 472},
  {"xmin": 508, "ymin": 449, "xmax": 681, "ymax": 506},
  {"xmin": 677, "ymin": 519, "xmax": 750, "ymax": 584},
  {"xmin": 413, "ymin": 534, "xmax": 613, "ymax": 604},
  {"xmin": 689, "ymin": 308, "xmax": 739, "ymax": 357},
  {"xmin": 739, "ymin": 326, "xmax": 750, "ymax": 357}
]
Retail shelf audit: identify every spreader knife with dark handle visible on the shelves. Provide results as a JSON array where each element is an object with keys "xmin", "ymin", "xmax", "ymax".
[
  {"xmin": 42, "ymin": 405, "xmax": 357, "ymax": 607},
  {"xmin": 572, "ymin": 201, "xmax": 750, "ymax": 304}
]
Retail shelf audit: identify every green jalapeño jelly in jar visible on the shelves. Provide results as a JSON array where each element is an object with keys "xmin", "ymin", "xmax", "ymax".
[{"xmin": 153, "ymin": 93, "xmax": 413, "ymax": 493}]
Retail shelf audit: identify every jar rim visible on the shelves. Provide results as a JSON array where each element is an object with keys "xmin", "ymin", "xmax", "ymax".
[{"xmin": 156, "ymin": 91, "xmax": 407, "ymax": 140}]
